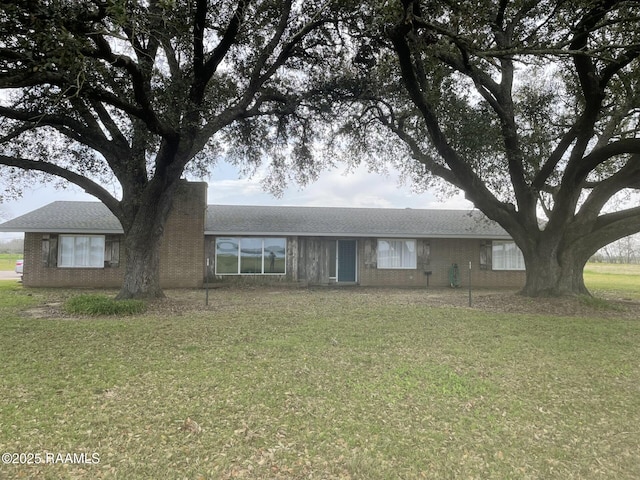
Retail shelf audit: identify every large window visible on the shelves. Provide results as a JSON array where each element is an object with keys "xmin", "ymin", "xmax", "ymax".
[
  {"xmin": 492, "ymin": 241, "xmax": 525, "ymax": 270},
  {"xmin": 215, "ymin": 237, "xmax": 286, "ymax": 275},
  {"xmin": 215, "ymin": 238, "xmax": 240, "ymax": 274},
  {"xmin": 58, "ymin": 235, "xmax": 105, "ymax": 268},
  {"xmin": 377, "ymin": 239, "xmax": 417, "ymax": 269}
]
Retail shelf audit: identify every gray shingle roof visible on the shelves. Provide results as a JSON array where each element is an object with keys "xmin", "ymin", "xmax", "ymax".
[
  {"xmin": 0, "ymin": 201, "xmax": 512, "ymax": 239},
  {"xmin": 0, "ymin": 201, "xmax": 123, "ymax": 233},
  {"xmin": 205, "ymin": 204, "xmax": 511, "ymax": 239}
]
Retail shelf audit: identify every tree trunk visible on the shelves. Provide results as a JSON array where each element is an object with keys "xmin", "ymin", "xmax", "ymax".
[
  {"xmin": 519, "ymin": 238, "xmax": 590, "ymax": 297},
  {"xmin": 115, "ymin": 180, "xmax": 179, "ymax": 300},
  {"xmin": 116, "ymin": 227, "xmax": 165, "ymax": 299}
]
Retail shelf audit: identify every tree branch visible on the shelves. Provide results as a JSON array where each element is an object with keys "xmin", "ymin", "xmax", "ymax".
[
  {"xmin": 387, "ymin": 19, "xmax": 527, "ymax": 239},
  {"xmin": 578, "ymin": 138, "xmax": 640, "ymax": 180},
  {"xmin": 0, "ymin": 105, "xmax": 113, "ymax": 155},
  {"xmin": 86, "ymin": 32, "xmax": 171, "ymax": 135},
  {"xmin": 577, "ymin": 155, "xmax": 640, "ymax": 223},
  {"xmin": 190, "ymin": 0, "xmax": 249, "ymax": 104},
  {"xmin": 567, "ymin": 205, "xmax": 640, "ymax": 260},
  {"xmin": 0, "ymin": 154, "xmax": 121, "ymax": 217}
]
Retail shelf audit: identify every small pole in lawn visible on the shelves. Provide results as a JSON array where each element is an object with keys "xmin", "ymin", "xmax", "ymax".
[
  {"xmin": 468, "ymin": 260, "xmax": 472, "ymax": 307},
  {"xmin": 205, "ymin": 258, "xmax": 209, "ymax": 306}
]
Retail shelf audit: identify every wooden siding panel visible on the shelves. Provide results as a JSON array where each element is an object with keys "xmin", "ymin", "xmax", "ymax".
[{"xmin": 297, "ymin": 237, "xmax": 335, "ymax": 285}]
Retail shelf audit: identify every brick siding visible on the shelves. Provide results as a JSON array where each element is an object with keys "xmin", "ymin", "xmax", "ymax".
[
  {"xmin": 22, "ymin": 231, "xmax": 124, "ymax": 287},
  {"xmin": 206, "ymin": 236, "xmax": 525, "ymax": 289},
  {"xmin": 22, "ymin": 181, "xmax": 207, "ymax": 289},
  {"xmin": 159, "ymin": 182, "xmax": 206, "ymax": 288},
  {"xmin": 359, "ymin": 238, "xmax": 525, "ymax": 289}
]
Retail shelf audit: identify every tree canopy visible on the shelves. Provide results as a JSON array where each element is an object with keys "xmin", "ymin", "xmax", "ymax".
[
  {"xmin": 1, "ymin": 0, "xmax": 639, "ymax": 297},
  {"xmin": 332, "ymin": 0, "xmax": 640, "ymax": 295},
  {"xmin": 0, "ymin": 0, "xmax": 347, "ymax": 297}
]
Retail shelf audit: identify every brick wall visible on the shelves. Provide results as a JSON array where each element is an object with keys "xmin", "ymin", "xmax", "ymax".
[
  {"xmin": 359, "ymin": 238, "xmax": 526, "ymax": 289},
  {"xmin": 22, "ymin": 181, "xmax": 207, "ymax": 289},
  {"xmin": 201, "ymin": 236, "xmax": 525, "ymax": 289},
  {"xmin": 22, "ymin": 232, "xmax": 125, "ymax": 288},
  {"xmin": 159, "ymin": 181, "xmax": 206, "ymax": 288}
]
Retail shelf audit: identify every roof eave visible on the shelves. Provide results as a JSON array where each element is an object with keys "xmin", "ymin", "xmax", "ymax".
[
  {"xmin": 204, "ymin": 230, "xmax": 512, "ymax": 239},
  {"xmin": 0, "ymin": 228, "xmax": 124, "ymax": 234}
]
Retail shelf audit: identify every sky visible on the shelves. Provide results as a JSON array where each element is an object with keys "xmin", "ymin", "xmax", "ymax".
[{"xmin": 0, "ymin": 160, "xmax": 473, "ymax": 242}]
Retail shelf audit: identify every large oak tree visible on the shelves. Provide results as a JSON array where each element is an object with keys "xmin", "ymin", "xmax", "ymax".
[
  {"xmin": 0, "ymin": 0, "xmax": 343, "ymax": 298},
  {"xmin": 341, "ymin": 0, "xmax": 640, "ymax": 296}
]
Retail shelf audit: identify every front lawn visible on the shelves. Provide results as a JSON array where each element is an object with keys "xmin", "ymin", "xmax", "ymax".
[{"xmin": 1, "ymin": 283, "xmax": 639, "ymax": 479}]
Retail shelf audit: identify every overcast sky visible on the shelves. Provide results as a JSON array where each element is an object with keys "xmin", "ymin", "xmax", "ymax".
[{"xmin": 0, "ymin": 160, "xmax": 473, "ymax": 242}]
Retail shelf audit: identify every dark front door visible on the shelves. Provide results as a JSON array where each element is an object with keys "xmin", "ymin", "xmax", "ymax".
[{"xmin": 337, "ymin": 240, "xmax": 357, "ymax": 282}]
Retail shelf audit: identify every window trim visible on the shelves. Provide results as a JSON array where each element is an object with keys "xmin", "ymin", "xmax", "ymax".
[{"xmin": 377, "ymin": 239, "xmax": 417, "ymax": 270}]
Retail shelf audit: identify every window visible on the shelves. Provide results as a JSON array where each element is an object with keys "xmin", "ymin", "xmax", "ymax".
[
  {"xmin": 58, "ymin": 235, "xmax": 105, "ymax": 268},
  {"xmin": 492, "ymin": 241, "xmax": 525, "ymax": 270},
  {"xmin": 240, "ymin": 238, "xmax": 263, "ymax": 273},
  {"xmin": 377, "ymin": 239, "xmax": 417, "ymax": 269},
  {"xmin": 328, "ymin": 241, "xmax": 337, "ymax": 278},
  {"xmin": 264, "ymin": 238, "xmax": 286, "ymax": 274},
  {"xmin": 479, "ymin": 241, "xmax": 492, "ymax": 270},
  {"xmin": 215, "ymin": 237, "xmax": 286, "ymax": 275},
  {"xmin": 216, "ymin": 238, "xmax": 240, "ymax": 274}
]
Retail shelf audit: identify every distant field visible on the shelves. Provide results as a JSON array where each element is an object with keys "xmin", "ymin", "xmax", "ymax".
[
  {"xmin": 584, "ymin": 262, "xmax": 640, "ymax": 299},
  {"xmin": 0, "ymin": 253, "xmax": 21, "ymax": 271},
  {"xmin": 585, "ymin": 262, "xmax": 640, "ymax": 275}
]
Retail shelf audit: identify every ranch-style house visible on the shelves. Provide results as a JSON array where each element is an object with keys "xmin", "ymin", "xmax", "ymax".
[{"xmin": 0, "ymin": 181, "xmax": 526, "ymax": 289}]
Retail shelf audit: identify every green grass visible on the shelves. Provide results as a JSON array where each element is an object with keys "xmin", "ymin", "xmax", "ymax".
[
  {"xmin": 0, "ymin": 281, "xmax": 37, "ymax": 312},
  {"xmin": 0, "ymin": 253, "xmax": 22, "ymax": 271},
  {"xmin": 584, "ymin": 262, "xmax": 640, "ymax": 299},
  {"xmin": 1, "ymin": 280, "xmax": 640, "ymax": 479},
  {"xmin": 64, "ymin": 294, "xmax": 146, "ymax": 316}
]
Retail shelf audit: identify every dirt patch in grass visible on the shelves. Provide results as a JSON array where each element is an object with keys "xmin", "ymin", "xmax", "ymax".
[
  {"xmin": 18, "ymin": 285, "xmax": 640, "ymax": 320},
  {"xmin": 467, "ymin": 290, "xmax": 639, "ymax": 319},
  {"xmin": 146, "ymin": 286, "xmax": 640, "ymax": 320},
  {"xmin": 22, "ymin": 302, "xmax": 67, "ymax": 319}
]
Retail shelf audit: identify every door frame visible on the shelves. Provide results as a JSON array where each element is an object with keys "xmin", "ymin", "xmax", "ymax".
[{"xmin": 336, "ymin": 239, "xmax": 357, "ymax": 283}]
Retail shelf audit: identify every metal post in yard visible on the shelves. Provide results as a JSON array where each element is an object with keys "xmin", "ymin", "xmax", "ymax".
[
  {"xmin": 205, "ymin": 258, "xmax": 209, "ymax": 306},
  {"xmin": 468, "ymin": 261, "xmax": 472, "ymax": 307}
]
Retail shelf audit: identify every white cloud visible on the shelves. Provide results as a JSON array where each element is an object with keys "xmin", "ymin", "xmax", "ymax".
[{"xmin": 204, "ymin": 161, "xmax": 467, "ymax": 210}]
